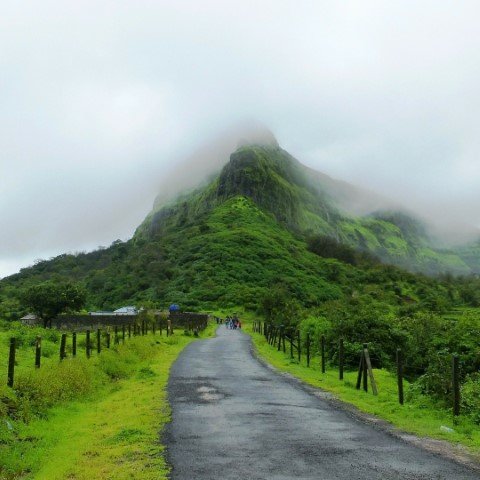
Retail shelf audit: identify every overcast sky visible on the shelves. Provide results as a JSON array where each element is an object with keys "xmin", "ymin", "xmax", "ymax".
[{"xmin": 1, "ymin": 1, "xmax": 480, "ymax": 278}]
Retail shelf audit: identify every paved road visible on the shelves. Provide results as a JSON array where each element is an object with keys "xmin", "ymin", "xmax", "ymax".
[{"xmin": 165, "ymin": 327, "xmax": 479, "ymax": 479}]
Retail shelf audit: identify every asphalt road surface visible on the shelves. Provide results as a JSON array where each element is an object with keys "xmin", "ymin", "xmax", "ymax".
[{"xmin": 165, "ymin": 326, "xmax": 479, "ymax": 479}]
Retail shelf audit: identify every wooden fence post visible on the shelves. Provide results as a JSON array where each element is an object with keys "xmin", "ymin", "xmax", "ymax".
[
  {"xmin": 72, "ymin": 332, "xmax": 76, "ymax": 357},
  {"xmin": 339, "ymin": 339, "xmax": 344, "ymax": 380},
  {"xmin": 122, "ymin": 325, "xmax": 126, "ymax": 343},
  {"xmin": 289, "ymin": 332, "xmax": 293, "ymax": 359},
  {"xmin": 396, "ymin": 349, "xmax": 404, "ymax": 405},
  {"xmin": 453, "ymin": 355, "xmax": 460, "ymax": 419},
  {"xmin": 97, "ymin": 329, "xmax": 101, "ymax": 354},
  {"xmin": 60, "ymin": 333, "xmax": 67, "ymax": 360},
  {"xmin": 114, "ymin": 326, "xmax": 119, "ymax": 345},
  {"xmin": 306, "ymin": 333, "xmax": 310, "ymax": 367},
  {"xmin": 7, "ymin": 338, "xmax": 16, "ymax": 387},
  {"xmin": 321, "ymin": 335, "xmax": 326, "ymax": 374},
  {"xmin": 356, "ymin": 349, "xmax": 364, "ymax": 390},
  {"xmin": 86, "ymin": 330, "xmax": 91, "ymax": 358},
  {"xmin": 363, "ymin": 344, "xmax": 377, "ymax": 395},
  {"xmin": 106, "ymin": 332, "xmax": 111, "ymax": 349},
  {"xmin": 297, "ymin": 331, "xmax": 301, "ymax": 362},
  {"xmin": 35, "ymin": 336, "xmax": 42, "ymax": 367},
  {"xmin": 362, "ymin": 343, "xmax": 368, "ymax": 392},
  {"xmin": 128, "ymin": 324, "xmax": 131, "ymax": 338}
]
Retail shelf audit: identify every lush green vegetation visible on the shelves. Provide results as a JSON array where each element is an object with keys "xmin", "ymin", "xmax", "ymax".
[
  {"xmin": 1, "ymin": 144, "xmax": 480, "ymax": 319},
  {"xmin": 1, "ymin": 142, "xmax": 480, "ymax": 469},
  {"xmin": 19, "ymin": 282, "xmax": 86, "ymax": 327},
  {"xmin": 0, "ymin": 321, "xmax": 214, "ymax": 479}
]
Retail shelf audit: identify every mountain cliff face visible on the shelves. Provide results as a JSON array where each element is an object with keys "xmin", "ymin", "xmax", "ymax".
[
  {"xmin": 1, "ymin": 138, "xmax": 478, "ymax": 313},
  {"xmin": 138, "ymin": 143, "xmax": 475, "ymax": 276}
]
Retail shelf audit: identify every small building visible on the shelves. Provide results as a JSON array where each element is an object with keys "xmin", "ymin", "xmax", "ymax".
[
  {"xmin": 20, "ymin": 313, "xmax": 39, "ymax": 326},
  {"xmin": 113, "ymin": 306, "xmax": 138, "ymax": 315},
  {"xmin": 88, "ymin": 306, "xmax": 138, "ymax": 316}
]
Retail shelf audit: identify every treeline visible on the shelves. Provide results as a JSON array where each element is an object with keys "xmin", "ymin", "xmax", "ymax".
[{"xmin": 262, "ymin": 287, "xmax": 480, "ymax": 422}]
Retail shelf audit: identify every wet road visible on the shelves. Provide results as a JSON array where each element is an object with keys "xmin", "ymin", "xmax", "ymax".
[{"xmin": 165, "ymin": 326, "xmax": 479, "ymax": 479}]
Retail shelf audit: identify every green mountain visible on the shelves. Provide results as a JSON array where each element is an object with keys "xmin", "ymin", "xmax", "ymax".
[
  {"xmin": 0, "ymin": 140, "xmax": 478, "ymax": 315},
  {"xmin": 138, "ymin": 144, "xmax": 473, "ymax": 276}
]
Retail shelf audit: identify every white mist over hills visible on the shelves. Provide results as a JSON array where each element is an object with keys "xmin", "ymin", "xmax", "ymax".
[
  {"xmin": 151, "ymin": 125, "xmax": 480, "ymax": 247},
  {"xmin": 2, "ymin": 2, "xmax": 480, "ymax": 277}
]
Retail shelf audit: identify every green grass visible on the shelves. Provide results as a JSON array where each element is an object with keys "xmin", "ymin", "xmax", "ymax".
[
  {"xmin": 247, "ymin": 324, "xmax": 480, "ymax": 458},
  {"xmin": 0, "ymin": 323, "xmax": 216, "ymax": 479}
]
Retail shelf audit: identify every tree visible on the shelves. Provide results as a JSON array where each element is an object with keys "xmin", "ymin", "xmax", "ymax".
[
  {"xmin": 20, "ymin": 282, "xmax": 86, "ymax": 327},
  {"xmin": 261, "ymin": 285, "xmax": 302, "ymax": 328}
]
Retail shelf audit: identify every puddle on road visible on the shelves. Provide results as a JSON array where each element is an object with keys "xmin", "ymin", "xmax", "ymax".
[
  {"xmin": 196, "ymin": 386, "xmax": 224, "ymax": 401},
  {"xmin": 199, "ymin": 392, "xmax": 224, "ymax": 401},
  {"xmin": 174, "ymin": 379, "xmax": 227, "ymax": 404},
  {"xmin": 197, "ymin": 386, "xmax": 216, "ymax": 393}
]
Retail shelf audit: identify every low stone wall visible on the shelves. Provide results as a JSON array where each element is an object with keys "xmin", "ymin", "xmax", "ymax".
[
  {"xmin": 22, "ymin": 314, "xmax": 138, "ymax": 331},
  {"xmin": 22, "ymin": 312, "xmax": 209, "ymax": 331},
  {"xmin": 55, "ymin": 314, "xmax": 139, "ymax": 330},
  {"xmin": 168, "ymin": 312, "xmax": 209, "ymax": 328}
]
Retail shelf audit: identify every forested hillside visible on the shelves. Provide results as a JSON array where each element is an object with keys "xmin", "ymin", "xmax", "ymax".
[{"xmin": 1, "ymin": 142, "xmax": 479, "ymax": 316}]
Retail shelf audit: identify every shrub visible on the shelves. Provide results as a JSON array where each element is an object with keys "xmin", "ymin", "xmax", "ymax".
[
  {"xmin": 99, "ymin": 349, "xmax": 136, "ymax": 380},
  {"xmin": 13, "ymin": 358, "xmax": 96, "ymax": 419},
  {"xmin": 461, "ymin": 373, "xmax": 480, "ymax": 424}
]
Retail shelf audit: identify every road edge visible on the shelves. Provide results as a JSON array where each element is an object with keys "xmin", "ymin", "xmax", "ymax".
[{"xmin": 247, "ymin": 333, "xmax": 480, "ymax": 474}]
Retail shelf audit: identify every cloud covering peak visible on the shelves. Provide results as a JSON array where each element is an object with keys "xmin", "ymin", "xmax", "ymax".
[{"xmin": 1, "ymin": 1, "xmax": 480, "ymax": 277}]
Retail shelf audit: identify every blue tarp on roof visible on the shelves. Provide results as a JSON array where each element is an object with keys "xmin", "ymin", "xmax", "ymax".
[{"xmin": 169, "ymin": 304, "xmax": 180, "ymax": 312}]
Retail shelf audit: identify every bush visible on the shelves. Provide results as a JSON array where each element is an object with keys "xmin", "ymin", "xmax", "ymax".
[
  {"xmin": 1, "ymin": 323, "xmax": 60, "ymax": 349},
  {"xmin": 13, "ymin": 358, "xmax": 96, "ymax": 419},
  {"xmin": 461, "ymin": 373, "xmax": 480, "ymax": 423},
  {"xmin": 99, "ymin": 348, "xmax": 136, "ymax": 380},
  {"xmin": 316, "ymin": 296, "xmax": 404, "ymax": 368},
  {"xmin": 413, "ymin": 349, "xmax": 452, "ymax": 403}
]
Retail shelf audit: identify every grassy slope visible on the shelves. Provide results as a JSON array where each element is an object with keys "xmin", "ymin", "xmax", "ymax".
[
  {"xmin": 1, "ymin": 193, "xmax": 456, "ymax": 315},
  {"xmin": 1, "ymin": 144, "xmax": 476, "ymax": 317},
  {"xmin": 1, "ymin": 324, "xmax": 215, "ymax": 479},
  {"xmin": 30, "ymin": 335, "xmax": 186, "ymax": 480},
  {"xmin": 247, "ymin": 325, "xmax": 480, "ymax": 457}
]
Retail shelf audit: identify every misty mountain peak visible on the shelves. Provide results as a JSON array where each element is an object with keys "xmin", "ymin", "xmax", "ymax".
[{"xmin": 235, "ymin": 126, "xmax": 279, "ymax": 149}]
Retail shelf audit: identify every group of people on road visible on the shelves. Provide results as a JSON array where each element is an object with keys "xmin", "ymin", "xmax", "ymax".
[
  {"xmin": 225, "ymin": 315, "xmax": 241, "ymax": 330},
  {"xmin": 214, "ymin": 315, "xmax": 242, "ymax": 329}
]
